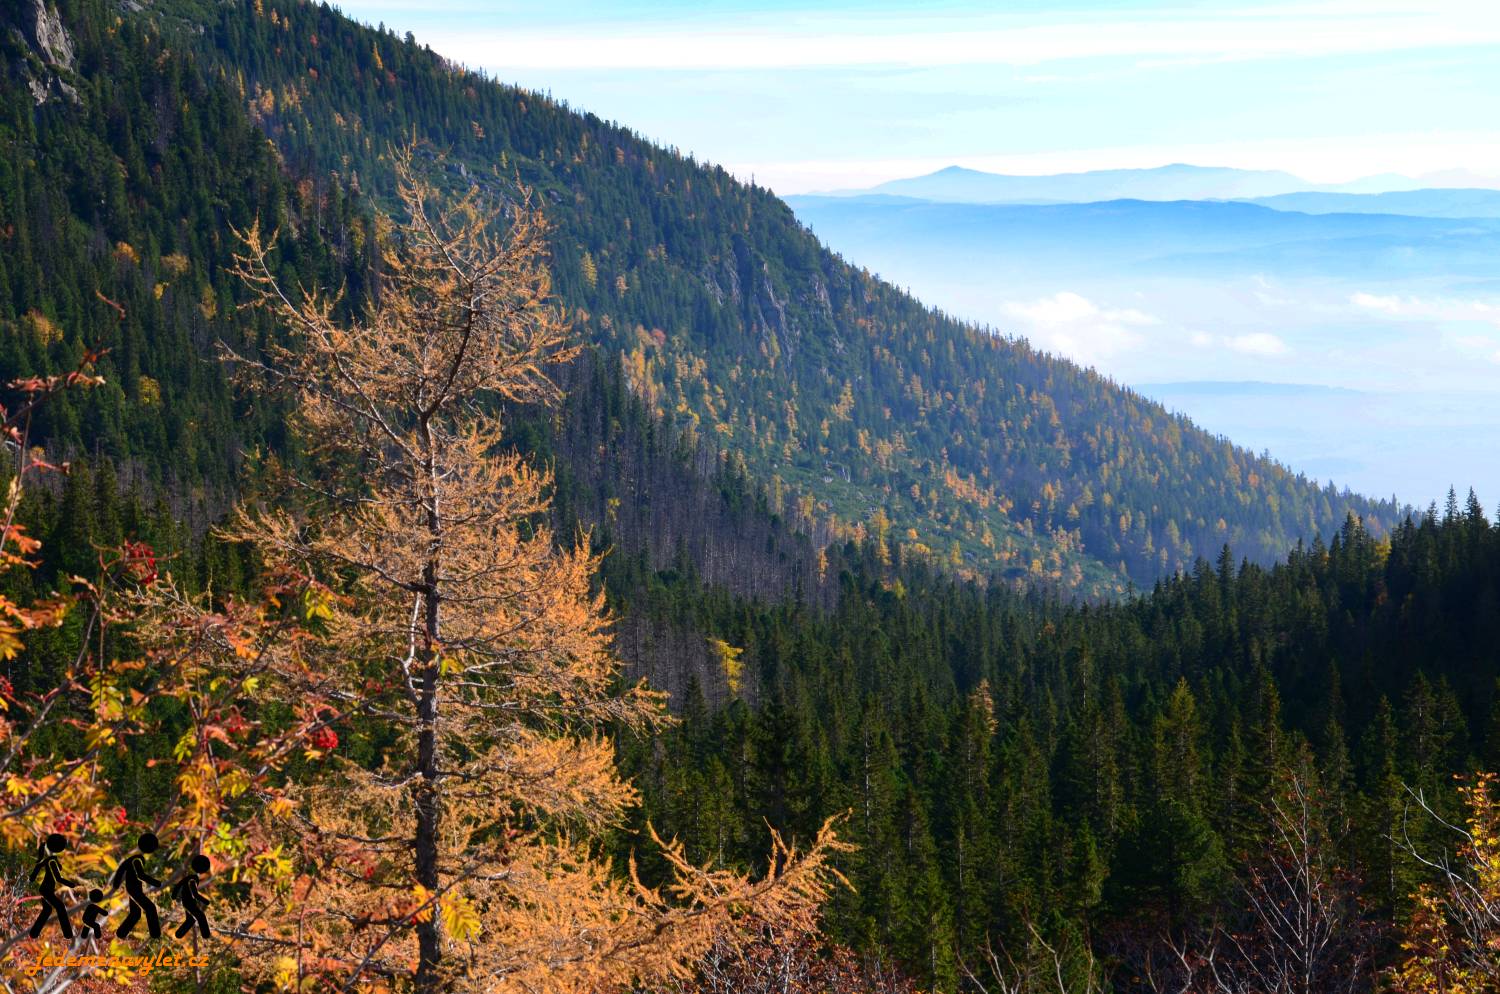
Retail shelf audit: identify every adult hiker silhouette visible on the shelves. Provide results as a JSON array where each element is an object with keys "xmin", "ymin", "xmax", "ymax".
[
  {"xmin": 28, "ymin": 833, "xmax": 77, "ymax": 939},
  {"xmin": 110, "ymin": 832, "xmax": 162, "ymax": 939},
  {"xmin": 172, "ymin": 854, "xmax": 212, "ymax": 939}
]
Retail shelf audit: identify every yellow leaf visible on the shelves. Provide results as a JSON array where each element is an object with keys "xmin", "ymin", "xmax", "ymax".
[
  {"xmin": 303, "ymin": 588, "xmax": 334, "ymax": 621},
  {"xmin": 440, "ymin": 894, "xmax": 482, "ymax": 942},
  {"xmin": 410, "ymin": 884, "xmax": 434, "ymax": 923}
]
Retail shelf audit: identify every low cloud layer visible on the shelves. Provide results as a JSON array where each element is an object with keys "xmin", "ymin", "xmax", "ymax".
[
  {"xmin": 1001, "ymin": 291, "xmax": 1156, "ymax": 365},
  {"xmin": 1351, "ymin": 291, "xmax": 1500, "ymax": 362}
]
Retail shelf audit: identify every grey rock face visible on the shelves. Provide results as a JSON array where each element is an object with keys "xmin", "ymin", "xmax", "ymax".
[
  {"xmin": 29, "ymin": 0, "xmax": 75, "ymax": 69},
  {"xmin": 17, "ymin": 0, "xmax": 79, "ymax": 104}
]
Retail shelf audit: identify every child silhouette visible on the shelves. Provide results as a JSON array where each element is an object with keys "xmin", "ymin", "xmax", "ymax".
[
  {"xmin": 110, "ymin": 832, "xmax": 162, "ymax": 939},
  {"xmin": 28, "ymin": 833, "xmax": 77, "ymax": 939},
  {"xmin": 81, "ymin": 889, "xmax": 107, "ymax": 939},
  {"xmin": 172, "ymin": 854, "xmax": 212, "ymax": 939}
]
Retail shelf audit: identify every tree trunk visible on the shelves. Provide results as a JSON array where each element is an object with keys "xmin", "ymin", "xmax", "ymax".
[
  {"xmin": 414, "ymin": 573, "xmax": 442, "ymax": 993},
  {"xmin": 415, "ymin": 415, "xmax": 443, "ymax": 994}
]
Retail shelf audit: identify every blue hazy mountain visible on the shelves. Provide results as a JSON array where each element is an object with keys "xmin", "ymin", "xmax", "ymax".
[
  {"xmin": 1243, "ymin": 188, "xmax": 1500, "ymax": 218},
  {"xmin": 786, "ymin": 195, "xmax": 1500, "ymax": 279},
  {"xmin": 1137, "ymin": 381, "xmax": 1364, "ymax": 398},
  {"xmin": 854, "ymin": 164, "xmax": 1308, "ymax": 203},
  {"xmin": 835, "ymin": 163, "xmax": 1418, "ymax": 204}
]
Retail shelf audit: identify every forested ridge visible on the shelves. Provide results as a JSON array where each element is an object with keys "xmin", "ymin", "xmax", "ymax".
[{"xmin": 1, "ymin": 2, "xmax": 1497, "ymax": 993}]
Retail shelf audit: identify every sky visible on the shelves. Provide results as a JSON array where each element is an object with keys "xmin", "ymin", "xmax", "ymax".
[{"xmin": 329, "ymin": 0, "xmax": 1500, "ymax": 194}]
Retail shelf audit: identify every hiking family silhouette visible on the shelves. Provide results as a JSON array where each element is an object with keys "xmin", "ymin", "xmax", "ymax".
[{"xmin": 28, "ymin": 833, "xmax": 213, "ymax": 942}]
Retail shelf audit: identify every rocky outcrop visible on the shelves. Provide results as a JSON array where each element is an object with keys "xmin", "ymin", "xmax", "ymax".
[
  {"xmin": 10, "ymin": 0, "xmax": 79, "ymax": 105},
  {"xmin": 757, "ymin": 261, "xmax": 797, "ymax": 362},
  {"xmin": 29, "ymin": 0, "xmax": 74, "ymax": 68}
]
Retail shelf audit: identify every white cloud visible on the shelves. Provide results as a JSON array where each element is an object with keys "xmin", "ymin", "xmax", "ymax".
[
  {"xmin": 1000, "ymin": 292, "xmax": 1157, "ymax": 366},
  {"xmin": 1350, "ymin": 291, "xmax": 1404, "ymax": 314},
  {"xmin": 1350, "ymin": 293, "xmax": 1500, "ymax": 363},
  {"xmin": 1004, "ymin": 291, "xmax": 1099, "ymax": 325},
  {"xmin": 1225, "ymin": 332, "xmax": 1289, "ymax": 356},
  {"xmin": 1183, "ymin": 330, "xmax": 1288, "ymax": 356},
  {"xmin": 1003, "ymin": 292, "xmax": 1157, "ymax": 328}
]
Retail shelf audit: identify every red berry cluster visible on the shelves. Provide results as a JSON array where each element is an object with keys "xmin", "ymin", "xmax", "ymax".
[
  {"xmin": 309, "ymin": 726, "xmax": 339, "ymax": 751},
  {"xmin": 121, "ymin": 541, "xmax": 158, "ymax": 587}
]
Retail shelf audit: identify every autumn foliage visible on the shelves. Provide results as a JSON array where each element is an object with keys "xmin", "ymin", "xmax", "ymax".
[
  {"xmin": 194, "ymin": 148, "xmax": 847, "ymax": 994},
  {"xmin": 0, "ymin": 153, "xmax": 846, "ymax": 994},
  {"xmin": 1390, "ymin": 774, "xmax": 1500, "ymax": 994},
  {"xmin": 0, "ymin": 360, "xmax": 361, "ymax": 994}
]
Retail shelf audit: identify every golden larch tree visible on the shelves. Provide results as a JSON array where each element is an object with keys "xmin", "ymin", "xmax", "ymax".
[{"xmin": 213, "ymin": 149, "xmax": 845, "ymax": 994}]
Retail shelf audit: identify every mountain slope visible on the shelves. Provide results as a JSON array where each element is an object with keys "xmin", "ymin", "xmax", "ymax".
[
  {"xmin": 11, "ymin": 0, "xmax": 1403, "ymax": 596},
  {"xmin": 190, "ymin": 0, "xmax": 1415, "ymax": 590},
  {"xmin": 0, "ymin": 0, "xmax": 834, "ymax": 615},
  {"xmin": 0, "ymin": 0, "xmax": 357, "ymax": 497}
]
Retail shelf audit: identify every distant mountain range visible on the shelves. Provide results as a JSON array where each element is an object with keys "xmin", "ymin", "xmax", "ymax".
[
  {"xmin": 822, "ymin": 163, "xmax": 1500, "ymax": 206},
  {"xmin": 844, "ymin": 164, "xmax": 1318, "ymax": 203},
  {"xmin": 1135, "ymin": 381, "xmax": 1365, "ymax": 398},
  {"xmin": 1243, "ymin": 188, "xmax": 1500, "ymax": 219},
  {"xmin": 786, "ymin": 195, "xmax": 1500, "ymax": 280}
]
